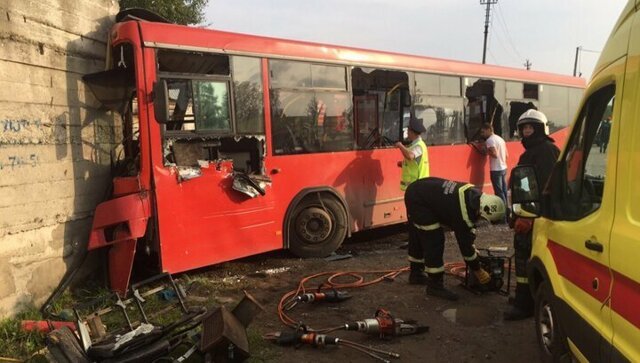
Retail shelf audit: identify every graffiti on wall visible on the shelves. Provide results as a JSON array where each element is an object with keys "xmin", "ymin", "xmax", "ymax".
[
  {"xmin": 1, "ymin": 119, "xmax": 44, "ymax": 171},
  {"xmin": 2, "ymin": 119, "xmax": 43, "ymax": 133},
  {"xmin": 0, "ymin": 154, "xmax": 39, "ymax": 170}
]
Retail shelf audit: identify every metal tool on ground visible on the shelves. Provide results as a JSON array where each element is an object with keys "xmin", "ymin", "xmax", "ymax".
[
  {"xmin": 200, "ymin": 306, "xmax": 250, "ymax": 362},
  {"xmin": 343, "ymin": 308, "xmax": 429, "ymax": 339},
  {"xmin": 285, "ymin": 289, "xmax": 351, "ymax": 310},
  {"xmin": 45, "ymin": 272, "xmax": 208, "ymax": 362},
  {"xmin": 231, "ymin": 290, "xmax": 266, "ymax": 328},
  {"xmin": 265, "ymin": 328, "xmax": 400, "ymax": 363}
]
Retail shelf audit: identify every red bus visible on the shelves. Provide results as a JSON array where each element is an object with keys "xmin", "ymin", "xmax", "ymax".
[{"xmin": 84, "ymin": 11, "xmax": 585, "ymax": 293}]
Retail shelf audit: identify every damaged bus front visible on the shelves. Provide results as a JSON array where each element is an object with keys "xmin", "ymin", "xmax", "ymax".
[{"xmin": 84, "ymin": 17, "xmax": 275, "ymax": 294}]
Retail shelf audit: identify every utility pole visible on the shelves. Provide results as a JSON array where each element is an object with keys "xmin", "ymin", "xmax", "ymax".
[
  {"xmin": 480, "ymin": 0, "xmax": 498, "ymax": 64},
  {"xmin": 573, "ymin": 46, "xmax": 581, "ymax": 77},
  {"xmin": 524, "ymin": 59, "xmax": 532, "ymax": 70},
  {"xmin": 573, "ymin": 46, "xmax": 600, "ymax": 77}
]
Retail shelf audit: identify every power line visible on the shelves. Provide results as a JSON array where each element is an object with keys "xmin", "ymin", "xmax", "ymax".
[
  {"xmin": 488, "ymin": 14, "xmax": 521, "ymax": 66},
  {"xmin": 494, "ymin": 3, "xmax": 524, "ymax": 60}
]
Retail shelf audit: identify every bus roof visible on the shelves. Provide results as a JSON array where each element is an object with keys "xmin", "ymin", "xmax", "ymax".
[{"xmin": 119, "ymin": 20, "xmax": 585, "ymax": 88}]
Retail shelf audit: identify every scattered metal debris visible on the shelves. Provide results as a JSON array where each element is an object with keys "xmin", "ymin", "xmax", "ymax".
[{"xmin": 43, "ymin": 273, "xmax": 264, "ymax": 363}]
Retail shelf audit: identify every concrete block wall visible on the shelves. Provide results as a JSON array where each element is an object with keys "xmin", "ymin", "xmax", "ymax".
[{"xmin": 0, "ymin": 0, "xmax": 120, "ymax": 317}]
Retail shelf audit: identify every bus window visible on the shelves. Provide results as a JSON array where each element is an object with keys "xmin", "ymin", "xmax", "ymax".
[
  {"xmin": 440, "ymin": 75, "xmax": 462, "ymax": 97},
  {"xmin": 158, "ymin": 49, "xmax": 229, "ymax": 75},
  {"xmin": 232, "ymin": 56, "xmax": 264, "ymax": 134},
  {"xmin": 505, "ymin": 81, "xmax": 540, "ymax": 139},
  {"xmin": 415, "ymin": 96, "xmax": 464, "ymax": 145},
  {"xmin": 524, "ymin": 83, "xmax": 539, "ymax": 99},
  {"xmin": 316, "ymin": 92, "xmax": 353, "ymax": 151},
  {"xmin": 270, "ymin": 60, "xmax": 352, "ymax": 154},
  {"xmin": 194, "ymin": 80, "xmax": 231, "ymax": 132},
  {"xmin": 464, "ymin": 79, "xmax": 503, "ymax": 142},
  {"xmin": 540, "ymin": 84, "xmax": 570, "ymax": 134},
  {"xmin": 311, "ymin": 64, "xmax": 347, "ymax": 89},
  {"xmin": 352, "ymin": 67, "xmax": 409, "ymax": 148},
  {"xmin": 157, "ymin": 50, "xmax": 266, "ymax": 175},
  {"xmin": 415, "ymin": 73, "xmax": 464, "ymax": 145},
  {"xmin": 506, "ymin": 81, "xmax": 523, "ymax": 100}
]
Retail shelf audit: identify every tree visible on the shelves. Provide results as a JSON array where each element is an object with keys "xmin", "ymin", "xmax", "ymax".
[{"xmin": 119, "ymin": 0, "xmax": 209, "ymax": 25}]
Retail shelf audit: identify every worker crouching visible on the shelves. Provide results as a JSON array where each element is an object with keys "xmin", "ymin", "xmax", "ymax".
[{"xmin": 404, "ymin": 177, "xmax": 506, "ymax": 301}]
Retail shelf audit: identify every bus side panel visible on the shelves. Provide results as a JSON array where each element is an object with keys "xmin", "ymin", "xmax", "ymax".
[
  {"xmin": 153, "ymin": 163, "xmax": 280, "ymax": 274},
  {"xmin": 428, "ymin": 130, "xmax": 567, "ymax": 194},
  {"xmin": 268, "ymin": 148, "xmax": 404, "ymax": 234}
]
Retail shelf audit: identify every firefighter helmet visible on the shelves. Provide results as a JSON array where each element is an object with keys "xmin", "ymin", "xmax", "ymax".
[
  {"xmin": 517, "ymin": 109, "xmax": 549, "ymax": 136},
  {"xmin": 479, "ymin": 194, "xmax": 506, "ymax": 223}
]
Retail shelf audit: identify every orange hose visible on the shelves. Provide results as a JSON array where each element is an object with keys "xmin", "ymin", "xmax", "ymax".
[
  {"xmin": 277, "ymin": 259, "xmax": 514, "ymax": 330},
  {"xmin": 277, "ymin": 267, "xmax": 408, "ymax": 329}
]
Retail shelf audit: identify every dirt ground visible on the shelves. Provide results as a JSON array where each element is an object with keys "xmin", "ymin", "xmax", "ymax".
[{"xmin": 187, "ymin": 223, "xmax": 543, "ymax": 363}]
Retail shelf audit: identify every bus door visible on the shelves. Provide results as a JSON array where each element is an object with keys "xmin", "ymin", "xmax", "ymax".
[
  {"xmin": 152, "ymin": 51, "xmax": 279, "ymax": 273},
  {"xmin": 352, "ymin": 67, "xmax": 410, "ymax": 228}
]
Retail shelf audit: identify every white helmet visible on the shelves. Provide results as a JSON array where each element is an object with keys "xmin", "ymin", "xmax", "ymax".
[
  {"xmin": 479, "ymin": 194, "xmax": 506, "ymax": 223},
  {"xmin": 517, "ymin": 109, "xmax": 549, "ymax": 135}
]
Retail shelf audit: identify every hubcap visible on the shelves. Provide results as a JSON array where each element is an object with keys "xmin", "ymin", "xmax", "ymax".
[
  {"xmin": 538, "ymin": 301, "xmax": 555, "ymax": 353},
  {"xmin": 295, "ymin": 207, "xmax": 332, "ymax": 244}
]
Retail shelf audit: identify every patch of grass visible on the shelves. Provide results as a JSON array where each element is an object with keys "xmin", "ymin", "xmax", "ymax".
[
  {"xmin": 246, "ymin": 327, "xmax": 282, "ymax": 362},
  {"xmin": 0, "ymin": 304, "xmax": 46, "ymax": 360}
]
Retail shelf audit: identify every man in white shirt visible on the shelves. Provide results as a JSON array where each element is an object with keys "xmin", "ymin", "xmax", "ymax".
[{"xmin": 480, "ymin": 123, "xmax": 508, "ymax": 222}]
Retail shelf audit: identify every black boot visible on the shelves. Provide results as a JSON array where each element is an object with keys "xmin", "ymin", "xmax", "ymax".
[
  {"xmin": 409, "ymin": 262, "xmax": 429, "ymax": 285},
  {"xmin": 425, "ymin": 272, "xmax": 459, "ymax": 301},
  {"xmin": 504, "ymin": 284, "xmax": 534, "ymax": 321}
]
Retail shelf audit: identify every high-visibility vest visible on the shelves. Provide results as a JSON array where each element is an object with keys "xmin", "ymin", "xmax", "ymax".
[{"xmin": 400, "ymin": 139, "xmax": 429, "ymax": 191}]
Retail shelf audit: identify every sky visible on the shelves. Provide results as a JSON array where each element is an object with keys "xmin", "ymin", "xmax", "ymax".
[{"xmin": 205, "ymin": 1, "xmax": 628, "ymax": 80}]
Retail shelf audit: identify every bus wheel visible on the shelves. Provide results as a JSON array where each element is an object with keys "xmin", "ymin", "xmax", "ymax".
[
  {"xmin": 289, "ymin": 194, "xmax": 347, "ymax": 258},
  {"xmin": 535, "ymin": 281, "xmax": 569, "ymax": 362}
]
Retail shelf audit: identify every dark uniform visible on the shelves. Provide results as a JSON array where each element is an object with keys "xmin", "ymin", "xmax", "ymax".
[
  {"xmin": 405, "ymin": 177, "xmax": 489, "ymax": 300},
  {"xmin": 506, "ymin": 120, "xmax": 560, "ymax": 320}
]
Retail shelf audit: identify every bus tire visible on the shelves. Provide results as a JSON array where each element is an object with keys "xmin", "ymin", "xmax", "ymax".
[
  {"xmin": 535, "ymin": 280, "xmax": 570, "ymax": 363},
  {"xmin": 288, "ymin": 194, "xmax": 347, "ymax": 258}
]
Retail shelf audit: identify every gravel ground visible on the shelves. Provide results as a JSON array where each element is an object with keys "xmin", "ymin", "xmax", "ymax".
[{"xmin": 186, "ymin": 223, "xmax": 542, "ymax": 363}]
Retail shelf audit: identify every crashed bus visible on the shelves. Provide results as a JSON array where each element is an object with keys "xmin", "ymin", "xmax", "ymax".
[{"xmin": 83, "ymin": 10, "xmax": 585, "ymax": 294}]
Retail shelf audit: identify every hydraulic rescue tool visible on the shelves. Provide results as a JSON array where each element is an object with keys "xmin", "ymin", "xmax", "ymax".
[
  {"xmin": 265, "ymin": 328, "xmax": 400, "ymax": 363},
  {"xmin": 285, "ymin": 289, "xmax": 351, "ymax": 310},
  {"xmin": 343, "ymin": 308, "xmax": 429, "ymax": 339}
]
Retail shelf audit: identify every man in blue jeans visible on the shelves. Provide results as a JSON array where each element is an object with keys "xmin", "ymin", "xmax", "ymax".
[{"xmin": 480, "ymin": 124, "xmax": 508, "ymax": 222}]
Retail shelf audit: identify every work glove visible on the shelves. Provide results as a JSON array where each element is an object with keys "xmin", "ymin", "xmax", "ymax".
[
  {"xmin": 473, "ymin": 268, "xmax": 491, "ymax": 285},
  {"xmin": 514, "ymin": 218, "xmax": 533, "ymax": 234}
]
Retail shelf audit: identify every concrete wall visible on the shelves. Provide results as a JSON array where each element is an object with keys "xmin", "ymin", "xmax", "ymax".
[{"xmin": 0, "ymin": 0, "xmax": 120, "ymax": 317}]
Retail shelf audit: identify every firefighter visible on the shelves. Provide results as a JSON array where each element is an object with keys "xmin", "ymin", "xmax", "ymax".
[
  {"xmin": 504, "ymin": 110, "xmax": 560, "ymax": 320},
  {"xmin": 404, "ymin": 177, "xmax": 506, "ymax": 300},
  {"xmin": 395, "ymin": 117, "xmax": 430, "ymax": 284}
]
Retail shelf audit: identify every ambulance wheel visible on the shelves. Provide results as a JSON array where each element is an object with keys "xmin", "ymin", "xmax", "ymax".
[
  {"xmin": 535, "ymin": 281, "xmax": 570, "ymax": 362},
  {"xmin": 288, "ymin": 194, "xmax": 347, "ymax": 258}
]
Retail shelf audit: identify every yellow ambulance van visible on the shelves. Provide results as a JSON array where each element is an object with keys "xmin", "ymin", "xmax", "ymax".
[{"xmin": 509, "ymin": 1, "xmax": 640, "ymax": 361}]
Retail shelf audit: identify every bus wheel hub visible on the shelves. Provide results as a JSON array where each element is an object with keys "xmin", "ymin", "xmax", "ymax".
[{"xmin": 296, "ymin": 207, "xmax": 332, "ymax": 243}]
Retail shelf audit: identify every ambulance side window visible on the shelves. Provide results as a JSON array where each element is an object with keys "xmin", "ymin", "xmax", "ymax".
[{"xmin": 557, "ymin": 85, "xmax": 614, "ymax": 220}]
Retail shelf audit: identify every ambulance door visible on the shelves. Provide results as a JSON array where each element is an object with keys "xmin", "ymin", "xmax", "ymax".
[
  {"xmin": 609, "ymin": 9, "xmax": 640, "ymax": 360},
  {"xmin": 543, "ymin": 77, "xmax": 619, "ymax": 361}
]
